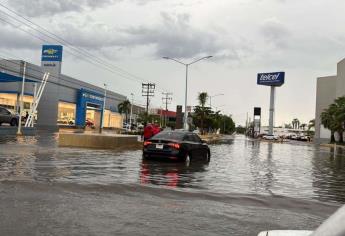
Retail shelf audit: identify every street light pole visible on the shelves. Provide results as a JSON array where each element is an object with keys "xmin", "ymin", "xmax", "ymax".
[
  {"xmin": 100, "ymin": 83, "xmax": 107, "ymax": 133},
  {"xmin": 209, "ymin": 93, "xmax": 224, "ymax": 108},
  {"xmin": 184, "ymin": 64, "xmax": 189, "ymax": 130},
  {"xmin": 129, "ymin": 93, "xmax": 134, "ymax": 131},
  {"xmin": 163, "ymin": 56, "xmax": 212, "ymax": 130}
]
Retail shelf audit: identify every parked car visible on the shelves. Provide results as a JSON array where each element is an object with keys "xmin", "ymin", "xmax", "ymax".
[
  {"xmin": 123, "ymin": 123, "xmax": 131, "ymax": 130},
  {"xmin": 262, "ymin": 134, "xmax": 279, "ymax": 140},
  {"xmin": 143, "ymin": 130, "xmax": 211, "ymax": 163},
  {"xmin": 0, "ymin": 106, "xmax": 19, "ymax": 126}
]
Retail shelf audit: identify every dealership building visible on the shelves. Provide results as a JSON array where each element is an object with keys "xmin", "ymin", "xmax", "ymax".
[
  {"xmin": 0, "ymin": 45, "xmax": 127, "ymax": 130},
  {"xmin": 315, "ymin": 58, "xmax": 345, "ymax": 142}
]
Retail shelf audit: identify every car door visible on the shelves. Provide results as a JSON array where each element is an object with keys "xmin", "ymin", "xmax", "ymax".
[
  {"xmin": 0, "ymin": 108, "xmax": 10, "ymax": 124},
  {"xmin": 183, "ymin": 134, "xmax": 197, "ymax": 157},
  {"xmin": 192, "ymin": 134, "xmax": 208, "ymax": 160}
]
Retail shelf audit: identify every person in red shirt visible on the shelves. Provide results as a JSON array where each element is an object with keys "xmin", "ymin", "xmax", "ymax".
[
  {"xmin": 152, "ymin": 123, "xmax": 161, "ymax": 136},
  {"xmin": 143, "ymin": 123, "xmax": 154, "ymax": 141}
]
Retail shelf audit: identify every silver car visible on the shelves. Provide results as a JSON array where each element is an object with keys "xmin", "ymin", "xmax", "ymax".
[{"xmin": 0, "ymin": 106, "xmax": 19, "ymax": 126}]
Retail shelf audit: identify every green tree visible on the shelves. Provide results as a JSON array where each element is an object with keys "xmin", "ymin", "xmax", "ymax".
[
  {"xmin": 321, "ymin": 106, "xmax": 336, "ymax": 143},
  {"xmin": 300, "ymin": 123, "xmax": 307, "ymax": 130},
  {"xmin": 192, "ymin": 105, "xmax": 213, "ymax": 134},
  {"xmin": 308, "ymin": 119, "xmax": 315, "ymax": 130},
  {"xmin": 236, "ymin": 126, "xmax": 246, "ymax": 134},
  {"xmin": 197, "ymin": 92, "xmax": 209, "ymax": 134},
  {"xmin": 118, "ymin": 99, "xmax": 131, "ymax": 123},
  {"xmin": 292, "ymin": 118, "xmax": 300, "ymax": 129}
]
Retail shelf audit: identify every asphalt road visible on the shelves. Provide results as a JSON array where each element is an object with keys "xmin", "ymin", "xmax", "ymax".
[{"xmin": 0, "ymin": 181, "xmax": 339, "ymax": 236}]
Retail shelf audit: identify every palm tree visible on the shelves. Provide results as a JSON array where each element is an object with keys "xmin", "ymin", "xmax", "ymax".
[
  {"xmin": 300, "ymin": 123, "xmax": 307, "ymax": 130},
  {"xmin": 308, "ymin": 119, "xmax": 315, "ymax": 131},
  {"xmin": 118, "ymin": 99, "xmax": 131, "ymax": 124},
  {"xmin": 198, "ymin": 92, "xmax": 208, "ymax": 134},
  {"xmin": 292, "ymin": 118, "xmax": 300, "ymax": 129},
  {"xmin": 321, "ymin": 107, "xmax": 336, "ymax": 143}
]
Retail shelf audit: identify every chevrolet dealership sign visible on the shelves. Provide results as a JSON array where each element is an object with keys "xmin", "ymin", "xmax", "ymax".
[
  {"xmin": 41, "ymin": 45, "xmax": 63, "ymax": 62},
  {"xmin": 257, "ymin": 72, "xmax": 285, "ymax": 87},
  {"xmin": 41, "ymin": 45, "xmax": 63, "ymax": 74}
]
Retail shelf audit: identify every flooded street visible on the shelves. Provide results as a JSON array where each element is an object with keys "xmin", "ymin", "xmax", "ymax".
[{"xmin": 0, "ymin": 133, "xmax": 344, "ymax": 235}]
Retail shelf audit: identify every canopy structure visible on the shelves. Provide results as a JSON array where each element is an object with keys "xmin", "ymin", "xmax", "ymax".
[{"xmin": 0, "ymin": 71, "xmax": 36, "ymax": 83}]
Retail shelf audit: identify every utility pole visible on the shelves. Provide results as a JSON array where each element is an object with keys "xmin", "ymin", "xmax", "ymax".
[
  {"xmin": 162, "ymin": 92, "xmax": 173, "ymax": 127},
  {"xmin": 142, "ymin": 83, "xmax": 155, "ymax": 115}
]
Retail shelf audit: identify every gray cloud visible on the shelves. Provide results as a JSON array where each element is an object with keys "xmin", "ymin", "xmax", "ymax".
[
  {"xmin": 56, "ymin": 12, "xmax": 245, "ymax": 60},
  {"xmin": 0, "ymin": 21, "xmax": 40, "ymax": 49},
  {"xmin": 260, "ymin": 18, "xmax": 290, "ymax": 48},
  {"xmin": 0, "ymin": 11, "xmax": 249, "ymax": 62},
  {"xmin": 5, "ymin": 0, "xmax": 165, "ymax": 17},
  {"xmin": 6, "ymin": 0, "xmax": 122, "ymax": 17}
]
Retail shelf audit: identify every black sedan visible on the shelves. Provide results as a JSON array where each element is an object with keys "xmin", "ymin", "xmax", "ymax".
[{"xmin": 143, "ymin": 130, "xmax": 211, "ymax": 163}]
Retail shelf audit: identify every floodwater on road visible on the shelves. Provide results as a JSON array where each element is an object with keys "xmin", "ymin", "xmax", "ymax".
[
  {"xmin": 1, "ymin": 133, "xmax": 344, "ymax": 203},
  {"xmin": 0, "ymin": 133, "xmax": 344, "ymax": 235}
]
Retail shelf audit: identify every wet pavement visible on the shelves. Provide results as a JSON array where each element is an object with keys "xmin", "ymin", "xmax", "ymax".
[{"xmin": 0, "ymin": 133, "xmax": 344, "ymax": 235}]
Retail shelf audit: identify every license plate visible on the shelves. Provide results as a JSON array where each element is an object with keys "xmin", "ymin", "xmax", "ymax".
[{"xmin": 156, "ymin": 144, "xmax": 164, "ymax": 149}]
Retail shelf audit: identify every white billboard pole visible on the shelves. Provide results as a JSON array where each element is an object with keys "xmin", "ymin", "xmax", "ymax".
[{"xmin": 268, "ymin": 86, "xmax": 276, "ymax": 135}]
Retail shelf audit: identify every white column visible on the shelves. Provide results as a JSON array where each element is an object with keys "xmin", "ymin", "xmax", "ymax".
[
  {"xmin": 17, "ymin": 62, "xmax": 26, "ymax": 135},
  {"xmin": 268, "ymin": 86, "xmax": 275, "ymax": 135}
]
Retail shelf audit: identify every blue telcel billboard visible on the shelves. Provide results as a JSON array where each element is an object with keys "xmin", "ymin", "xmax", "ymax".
[
  {"xmin": 41, "ymin": 45, "xmax": 63, "ymax": 62},
  {"xmin": 257, "ymin": 72, "xmax": 285, "ymax": 87}
]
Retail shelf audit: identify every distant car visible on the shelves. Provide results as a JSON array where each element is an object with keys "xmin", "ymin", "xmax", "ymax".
[
  {"xmin": 0, "ymin": 106, "xmax": 19, "ymax": 126},
  {"xmin": 262, "ymin": 134, "xmax": 279, "ymax": 140},
  {"xmin": 143, "ymin": 130, "xmax": 210, "ymax": 163},
  {"xmin": 123, "ymin": 123, "xmax": 131, "ymax": 130}
]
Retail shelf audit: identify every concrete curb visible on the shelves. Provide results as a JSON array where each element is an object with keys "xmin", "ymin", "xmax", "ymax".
[{"xmin": 59, "ymin": 133, "xmax": 142, "ymax": 149}]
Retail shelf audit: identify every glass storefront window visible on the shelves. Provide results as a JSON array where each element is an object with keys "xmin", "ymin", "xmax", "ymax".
[
  {"xmin": 103, "ymin": 110, "xmax": 123, "ymax": 128},
  {"xmin": 57, "ymin": 102, "xmax": 76, "ymax": 126},
  {"xmin": 0, "ymin": 93, "xmax": 33, "ymax": 115}
]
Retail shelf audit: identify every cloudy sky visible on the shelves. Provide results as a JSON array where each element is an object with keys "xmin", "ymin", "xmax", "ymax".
[{"xmin": 0, "ymin": 0, "xmax": 345, "ymax": 126}]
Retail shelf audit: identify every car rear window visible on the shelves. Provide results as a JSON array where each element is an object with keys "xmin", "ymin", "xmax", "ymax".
[{"xmin": 152, "ymin": 131, "xmax": 185, "ymax": 141}]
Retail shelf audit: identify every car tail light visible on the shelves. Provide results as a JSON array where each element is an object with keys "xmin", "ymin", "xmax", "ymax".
[
  {"xmin": 144, "ymin": 141, "xmax": 152, "ymax": 146},
  {"xmin": 168, "ymin": 143, "xmax": 180, "ymax": 149}
]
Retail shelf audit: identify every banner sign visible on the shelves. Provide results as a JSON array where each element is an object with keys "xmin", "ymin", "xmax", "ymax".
[
  {"xmin": 41, "ymin": 45, "xmax": 63, "ymax": 62},
  {"xmin": 257, "ymin": 72, "xmax": 285, "ymax": 87}
]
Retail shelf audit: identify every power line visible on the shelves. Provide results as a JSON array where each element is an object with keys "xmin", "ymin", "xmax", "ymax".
[
  {"xmin": 0, "ymin": 3, "xmax": 184, "ymax": 107},
  {"xmin": 0, "ymin": 4, "xmax": 149, "ymax": 84}
]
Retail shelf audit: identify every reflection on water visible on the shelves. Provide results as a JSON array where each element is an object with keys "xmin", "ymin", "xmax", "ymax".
[
  {"xmin": 1, "ymin": 134, "xmax": 345, "ymax": 203},
  {"xmin": 140, "ymin": 160, "xmax": 209, "ymax": 189}
]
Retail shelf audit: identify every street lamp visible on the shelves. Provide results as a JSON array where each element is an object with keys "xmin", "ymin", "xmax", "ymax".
[
  {"xmin": 209, "ymin": 93, "xmax": 224, "ymax": 108},
  {"xmin": 163, "ymin": 56, "xmax": 212, "ymax": 130},
  {"xmin": 100, "ymin": 83, "xmax": 107, "ymax": 133},
  {"xmin": 129, "ymin": 93, "xmax": 134, "ymax": 131}
]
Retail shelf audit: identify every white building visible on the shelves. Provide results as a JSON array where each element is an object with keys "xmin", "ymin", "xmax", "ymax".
[{"xmin": 315, "ymin": 58, "xmax": 345, "ymax": 143}]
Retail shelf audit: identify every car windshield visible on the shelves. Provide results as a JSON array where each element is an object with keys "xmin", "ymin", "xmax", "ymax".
[{"xmin": 151, "ymin": 131, "xmax": 185, "ymax": 141}]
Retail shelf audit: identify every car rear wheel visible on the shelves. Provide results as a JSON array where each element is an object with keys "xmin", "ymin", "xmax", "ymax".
[
  {"xmin": 10, "ymin": 119, "xmax": 18, "ymax": 126},
  {"xmin": 185, "ymin": 153, "xmax": 191, "ymax": 166},
  {"xmin": 206, "ymin": 151, "xmax": 211, "ymax": 163}
]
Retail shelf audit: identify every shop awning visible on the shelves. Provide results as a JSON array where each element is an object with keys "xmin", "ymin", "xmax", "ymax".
[{"xmin": 0, "ymin": 71, "xmax": 36, "ymax": 83}]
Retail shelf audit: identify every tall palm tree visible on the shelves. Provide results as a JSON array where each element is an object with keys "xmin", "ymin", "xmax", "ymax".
[
  {"xmin": 198, "ymin": 92, "xmax": 208, "ymax": 134},
  {"xmin": 292, "ymin": 118, "xmax": 299, "ymax": 129},
  {"xmin": 118, "ymin": 99, "xmax": 131, "ymax": 124},
  {"xmin": 321, "ymin": 107, "xmax": 336, "ymax": 143},
  {"xmin": 308, "ymin": 119, "xmax": 315, "ymax": 131}
]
